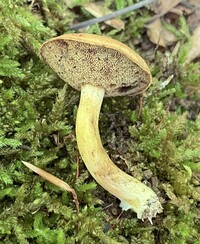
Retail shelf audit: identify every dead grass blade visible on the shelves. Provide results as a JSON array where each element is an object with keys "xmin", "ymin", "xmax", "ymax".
[{"xmin": 22, "ymin": 161, "xmax": 79, "ymax": 213}]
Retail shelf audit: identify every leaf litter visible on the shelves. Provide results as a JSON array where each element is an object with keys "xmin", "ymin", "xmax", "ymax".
[{"xmin": 146, "ymin": 0, "xmax": 200, "ymax": 63}]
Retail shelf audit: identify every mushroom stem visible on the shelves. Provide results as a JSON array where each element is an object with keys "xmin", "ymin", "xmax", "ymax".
[{"xmin": 76, "ymin": 84, "xmax": 162, "ymax": 222}]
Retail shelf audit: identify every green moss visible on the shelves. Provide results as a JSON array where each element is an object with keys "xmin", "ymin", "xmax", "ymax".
[
  {"xmin": 0, "ymin": 0, "xmax": 200, "ymax": 243},
  {"xmin": 162, "ymin": 210, "xmax": 199, "ymax": 244},
  {"xmin": 163, "ymin": 16, "xmax": 190, "ymax": 42}
]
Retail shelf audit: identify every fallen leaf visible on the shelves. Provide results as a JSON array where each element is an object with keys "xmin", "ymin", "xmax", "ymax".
[
  {"xmin": 84, "ymin": 3, "xmax": 125, "ymax": 30},
  {"xmin": 150, "ymin": 0, "xmax": 182, "ymax": 21},
  {"xmin": 187, "ymin": 0, "xmax": 200, "ymax": 31},
  {"xmin": 147, "ymin": 19, "xmax": 177, "ymax": 47},
  {"xmin": 22, "ymin": 161, "xmax": 79, "ymax": 212},
  {"xmin": 185, "ymin": 25, "xmax": 200, "ymax": 64},
  {"xmin": 189, "ymin": 0, "xmax": 200, "ymax": 6},
  {"xmin": 153, "ymin": 0, "xmax": 182, "ymax": 15}
]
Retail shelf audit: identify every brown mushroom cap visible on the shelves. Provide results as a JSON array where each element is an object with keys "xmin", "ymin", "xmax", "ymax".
[{"xmin": 40, "ymin": 33, "xmax": 152, "ymax": 97}]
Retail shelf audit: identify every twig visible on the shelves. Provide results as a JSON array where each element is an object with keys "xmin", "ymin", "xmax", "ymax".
[
  {"xmin": 109, "ymin": 210, "xmax": 124, "ymax": 230},
  {"xmin": 70, "ymin": 0, "xmax": 155, "ymax": 30},
  {"xmin": 22, "ymin": 161, "xmax": 79, "ymax": 213},
  {"xmin": 76, "ymin": 153, "xmax": 80, "ymax": 180},
  {"xmin": 138, "ymin": 95, "xmax": 143, "ymax": 118},
  {"xmin": 102, "ymin": 203, "xmax": 114, "ymax": 210}
]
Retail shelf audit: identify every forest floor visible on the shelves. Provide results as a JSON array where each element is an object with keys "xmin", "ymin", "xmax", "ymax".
[{"xmin": 0, "ymin": 0, "xmax": 199, "ymax": 243}]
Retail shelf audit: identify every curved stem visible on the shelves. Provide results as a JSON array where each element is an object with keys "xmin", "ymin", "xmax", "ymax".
[{"xmin": 76, "ymin": 84, "xmax": 162, "ymax": 221}]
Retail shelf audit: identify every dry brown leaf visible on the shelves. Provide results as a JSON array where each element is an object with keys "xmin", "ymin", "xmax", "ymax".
[
  {"xmin": 149, "ymin": 0, "xmax": 182, "ymax": 22},
  {"xmin": 185, "ymin": 25, "xmax": 200, "ymax": 64},
  {"xmin": 147, "ymin": 19, "xmax": 177, "ymax": 47},
  {"xmin": 22, "ymin": 161, "xmax": 79, "ymax": 212},
  {"xmin": 187, "ymin": 0, "xmax": 200, "ymax": 31},
  {"xmin": 189, "ymin": 0, "xmax": 200, "ymax": 6},
  {"xmin": 153, "ymin": 0, "xmax": 182, "ymax": 15},
  {"xmin": 84, "ymin": 3, "xmax": 125, "ymax": 30}
]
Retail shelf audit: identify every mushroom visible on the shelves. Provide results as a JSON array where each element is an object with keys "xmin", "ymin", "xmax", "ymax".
[{"xmin": 40, "ymin": 33, "xmax": 162, "ymax": 222}]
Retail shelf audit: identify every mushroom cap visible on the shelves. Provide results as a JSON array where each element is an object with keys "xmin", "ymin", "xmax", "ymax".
[{"xmin": 40, "ymin": 33, "xmax": 152, "ymax": 97}]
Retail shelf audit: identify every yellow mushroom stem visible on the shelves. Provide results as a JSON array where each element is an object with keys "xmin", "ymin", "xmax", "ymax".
[{"xmin": 76, "ymin": 83, "xmax": 162, "ymax": 223}]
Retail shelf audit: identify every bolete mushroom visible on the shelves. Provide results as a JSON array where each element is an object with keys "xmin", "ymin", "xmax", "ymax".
[{"xmin": 40, "ymin": 33, "xmax": 162, "ymax": 222}]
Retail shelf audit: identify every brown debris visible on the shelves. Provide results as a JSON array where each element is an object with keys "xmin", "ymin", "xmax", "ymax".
[
  {"xmin": 151, "ymin": 0, "xmax": 182, "ymax": 18},
  {"xmin": 22, "ymin": 161, "xmax": 79, "ymax": 212},
  {"xmin": 147, "ymin": 19, "xmax": 177, "ymax": 47},
  {"xmin": 184, "ymin": 25, "xmax": 200, "ymax": 64},
  {"xmin": 146, "ymin": 0, "xmax": 200, "ymax": 52},
  {"xmin": 84, "ymin": 3, "xmax": 125, "ymax": 30}
]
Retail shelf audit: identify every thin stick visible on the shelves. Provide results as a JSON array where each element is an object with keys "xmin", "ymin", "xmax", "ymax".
[
  {"xmin": 70, "ymin": 0, "xmax": 155, "ymax": 30},
  {"xmin": 22, "ymin": 161, "xmax": 79, "ymax": 213},
  {"xmin": 109, "ymin": 210, "xmax": 124, "ymax": 231},
  {"xmin": 138, "ymin": 95, "xmax": 143, "ymax": 118},
  {"xmin": 76, "ymin": 154, "xmax": 80, "ymax": 180}
]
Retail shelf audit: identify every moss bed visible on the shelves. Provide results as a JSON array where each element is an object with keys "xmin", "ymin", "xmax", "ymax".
[{"xmin": 0, "ymin": 1, "xmax": 199, "ymax": 243}]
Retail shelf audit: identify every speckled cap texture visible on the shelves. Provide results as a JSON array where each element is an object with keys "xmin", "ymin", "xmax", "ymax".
[{"xmin": 40, "ymin": 33, "xmax": 152, "ymax": 97}]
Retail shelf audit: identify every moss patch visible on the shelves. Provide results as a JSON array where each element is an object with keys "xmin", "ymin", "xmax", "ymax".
[{"xmin": 0, "ymin": 0, "xmax": 199, "ymax": 243}]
